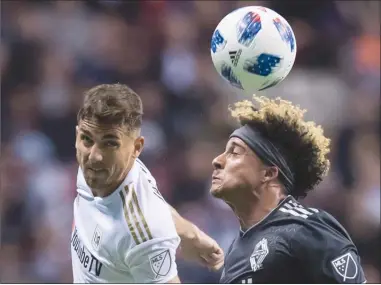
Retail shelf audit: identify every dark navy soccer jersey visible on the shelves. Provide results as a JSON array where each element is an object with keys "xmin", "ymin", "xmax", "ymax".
[{"xmin": 220, "ymin": 196, "xmax": 367, "ymax": 284}]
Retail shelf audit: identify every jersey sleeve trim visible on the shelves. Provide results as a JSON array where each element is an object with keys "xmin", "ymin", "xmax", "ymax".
[{"xmin": 119, "ymin": 185, "xmax": 153, "ymax": 245}]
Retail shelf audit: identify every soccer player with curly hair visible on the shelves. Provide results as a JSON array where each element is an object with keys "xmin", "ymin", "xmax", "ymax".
[{"xmin": 211, "ymin": 95, "xmax": 367, "ymax": 284}]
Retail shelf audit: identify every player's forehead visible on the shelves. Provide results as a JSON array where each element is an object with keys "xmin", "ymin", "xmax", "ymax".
[
  {"xmin": 226, "ymin": 137, "xmax": 249, "ymax": 150},
  {"xmin": 226, "ymin": 137, "xmax": 259, "ymax": 158},
  {"xmin": 78, "ymin": 119, "xmax": 126, "ymax": 139}
]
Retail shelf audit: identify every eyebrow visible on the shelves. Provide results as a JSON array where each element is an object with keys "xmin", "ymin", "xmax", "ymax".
[
  {"xmin": 79, "ymin": 128, "xmax": 120, "ymax": 140},
  {"xmin": 226, "ymin": 141, "xmax": 245, "ymax": 151},
  {"xmin": 231, "ymin": 141, "xmax": 245, "ymax": 149},
  {"xmin": 102, "ymin": 134, "xmax": 120, "ymax": 140}
]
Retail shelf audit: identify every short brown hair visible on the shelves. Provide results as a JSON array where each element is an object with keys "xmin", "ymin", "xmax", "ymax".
[
  {"xmin": 77, "ymin": 84, "xmax": 143, "ymax": 132},
  {"xmin": 229, "ymin": 95, "xmax": 330, "ymax": 199}
]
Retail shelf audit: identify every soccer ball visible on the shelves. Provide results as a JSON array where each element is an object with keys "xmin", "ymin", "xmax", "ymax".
[{"xmin": 210, "ymin": 6, "xmax": 297, "ymax": 93}]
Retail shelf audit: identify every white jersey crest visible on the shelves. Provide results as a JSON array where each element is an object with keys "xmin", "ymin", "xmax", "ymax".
[
  {"xmin": 250, "ymin": 238, "xmax": 269, "ymax": 272},
  {"xmin": 71, "ymin": 159, "xmax": 180, "ymax": 283}
]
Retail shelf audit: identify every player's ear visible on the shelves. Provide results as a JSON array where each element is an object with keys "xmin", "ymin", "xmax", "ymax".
[
  {"xmin": 133, "ymin": 136, "xmax": 144, "ymax": 158},
  {"xmin": 262, "ymin": 166, "xmax": 279, "ymax": 182},
  {"xmin": 75, "ymin": 126, "xmax": 80, "ymax": 148}
]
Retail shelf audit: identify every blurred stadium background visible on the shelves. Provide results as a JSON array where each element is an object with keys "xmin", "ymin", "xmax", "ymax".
[{"xmin": 1, "ymin": 0, "xmax": 380, "ymax": 283}]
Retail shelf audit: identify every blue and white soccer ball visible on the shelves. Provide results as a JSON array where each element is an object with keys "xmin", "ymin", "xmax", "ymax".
[{"xmin": 210, "ymin": 6, "xmax": 297, "ymax": 93}]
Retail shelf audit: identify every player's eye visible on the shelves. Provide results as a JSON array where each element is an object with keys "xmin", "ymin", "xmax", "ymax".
[
  {"xmin": 80, "ymin": 134, "xmax": 93, "ymax": 145},
  {"xmin": 228, "ymin": 148, "xmax": 240, "ymax": 156},
  {"xmin": 104, "ymin": 141, "xmax": 119, "ymax": 148}
]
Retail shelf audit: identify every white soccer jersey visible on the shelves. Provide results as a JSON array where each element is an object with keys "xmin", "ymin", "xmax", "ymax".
[{"xmin": 71, "ymin": 159, "xmax": 180, "ymax": 283}]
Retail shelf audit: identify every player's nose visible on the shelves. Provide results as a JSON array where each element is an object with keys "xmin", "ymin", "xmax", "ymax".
[
  {"xmin": 88, "ymin": 145, "xmax": 103, "ymax": 163},
  {"xmin": 212, "ymin": 153, "xmax": 225, "ymax": 170}
]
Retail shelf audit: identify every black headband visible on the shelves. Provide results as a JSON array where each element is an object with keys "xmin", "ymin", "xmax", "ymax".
[{"xmin": 230, "ymin": 124, "xmax": 294, "ymax": 194}]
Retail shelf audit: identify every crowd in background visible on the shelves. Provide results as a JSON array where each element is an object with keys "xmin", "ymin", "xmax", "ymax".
[{"xmin": 1, "ymin": 1, "xmax": 380, "ymax": 283}]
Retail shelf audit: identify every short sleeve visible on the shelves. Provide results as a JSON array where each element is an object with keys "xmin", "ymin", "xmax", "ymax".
[
  {"xmin": 125, "ymin": 236, "xmax": 180, "ymax": 283},
  {"xmin": 123, "ymin": 180, "xmax": 180, "ymax": 283},
  {"xmin": 291, "ymin": 220, "xmax": 366, "ymax": 283}
]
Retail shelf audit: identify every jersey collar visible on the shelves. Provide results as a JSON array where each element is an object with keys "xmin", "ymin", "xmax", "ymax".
[{"xmin": 239, "ymin": 195, "xmax": 294, "ymax": 237}]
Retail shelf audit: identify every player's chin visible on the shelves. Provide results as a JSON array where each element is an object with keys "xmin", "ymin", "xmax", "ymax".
[
  {"xmin": 85, "ymin": 173, "xmax": 108, "ymax": 189},
  {"xmin": 85, "ymin": 176, "xmax": 101, "ymax": 189},
  {"xmin": 210, "ymin": 183, "xmax": 225, "ymax": 198}
]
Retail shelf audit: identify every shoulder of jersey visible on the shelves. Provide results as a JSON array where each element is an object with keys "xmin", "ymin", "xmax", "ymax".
[
  {"xmin": 135, "ymin": 159, "xmax": 166, "ymax": 202},
  {"xmin": 118, "ymin": 159, "xmax": 172, "ymax": 247},
  {"xmin": 277, "ymin": 198, "xmax": 353, "ymax": 243},
  {"xmin": 277, "ymin": 198, "xmax": 321, "ymax": 221},
  {"xmin": 276, "ymin": 198, "xmax": 341, "ymax": 229}
]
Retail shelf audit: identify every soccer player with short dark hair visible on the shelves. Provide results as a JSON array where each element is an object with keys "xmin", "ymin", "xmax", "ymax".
[
  {"xmin": 211, "ymin": 95, "xmax": 367, "ymax": 283},
  {"xmin": 72, "ymin": 84, "xmax": 223, "ymax": 283}
]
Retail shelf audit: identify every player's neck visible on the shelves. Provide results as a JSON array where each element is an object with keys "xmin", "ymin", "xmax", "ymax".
[
  {"xmin": 233, "ymin": 201, "xmax": 273, "ymax": 231},
  {"xmin": 231, "ymin": 188, "xmax": 285, "ymax": 231}
]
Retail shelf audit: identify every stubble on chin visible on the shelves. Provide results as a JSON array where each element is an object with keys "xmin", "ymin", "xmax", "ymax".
[{"xmin": 210, "ymin": 183, "xmax": 224, "ymax": 198}]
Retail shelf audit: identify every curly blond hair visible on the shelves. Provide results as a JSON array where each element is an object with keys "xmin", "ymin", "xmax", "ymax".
[{"xmin": 229, "ymin": 95, "xmax": 331, "ymax": 198}]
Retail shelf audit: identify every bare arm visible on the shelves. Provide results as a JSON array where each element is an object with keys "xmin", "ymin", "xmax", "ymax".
[
  {"xmin": 170, "ymin": 206, "xmax": 197, "ymax": 239},
  {"xmin": 170, "ymin": 206, "xmax": 224, "ymax": 271}
]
